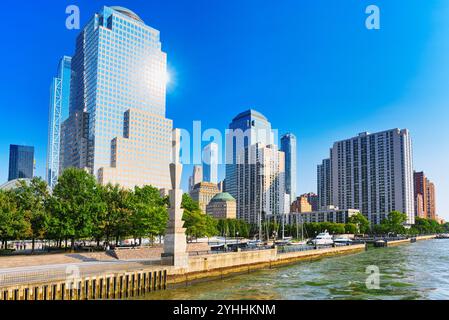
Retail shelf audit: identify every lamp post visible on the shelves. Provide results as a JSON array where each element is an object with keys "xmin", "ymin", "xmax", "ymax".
[{"xmin": 236, "ymin": 232, "xmax": 239, "ymax": 245}]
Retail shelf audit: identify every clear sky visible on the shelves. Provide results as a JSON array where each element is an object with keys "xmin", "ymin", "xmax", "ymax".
[{"xmin": 0, "ymin": 0, "xmax": 448, "ymax": 218}]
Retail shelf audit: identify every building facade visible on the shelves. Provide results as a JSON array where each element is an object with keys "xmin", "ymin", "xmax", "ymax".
[
  {"xmin": 330, "ymin": 129, "xmax": 415, "ymax": 225},
  {"xmin": 203, "ymin": 142, "xmax": 218, "ymax": 184},
  {"xmin": 317, "ymin": 158, "xmax": 332, "ymax": 210},
  {"xmin": 8, "ymin": 145, "xmax": 34, "ymax": 181},
  {"xmin": 287, "ymin": 207, "xmax": 360, "ymax": 224},
  {"xmin": 188, "ymin": 165, "xmax": 203, "ymax": 192},
  {"xmin": 291, "ymin": 195, "xmax": 312, "ymax": 213},
  {"xmin": 304, "ymin": 192, "xmax": 319, "ymax": 211},
  {"xmin": 235, "ymin": 143, "xmax": 285, "ymax": 224},
  {"xmin": 46, "ymin": 56, "xmax": 72, "ymax": 189},
  {"xmin": 190, "ymin": 182, "xmax": 220, "ymax": 213},
  {"xmin": 426, "ymin": 180, "xmax": 436, "ymax": 220},
  {"xmin": 413, "ymin": 171, "xmax": 437, "ymax": 220},
  {"xmin": 60, "ymin": 6, "xmax": 173, "ymax": 189},
  {"xmin": 281, "ymin": 133, "xmax": 297, "ymax": 204},
  {"xmin": 225, "ymin": 109, "xmax": 275, "ymax": 200},
  {"xmin": 206, "ymin": 192, "xmax": 237, "ymax": 220}
]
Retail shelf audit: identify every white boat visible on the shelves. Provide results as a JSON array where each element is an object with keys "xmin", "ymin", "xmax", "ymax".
[
  {"xmin": 333, "ymin": 237, "xmax": 353, "ymax": 245},
  {"xmin": 291, "ymin": 240, "xmax": 309, "ymax": 246},
  {"xmin": 311, "ymin": 231, "xmax": 334, "ymax": 246}
]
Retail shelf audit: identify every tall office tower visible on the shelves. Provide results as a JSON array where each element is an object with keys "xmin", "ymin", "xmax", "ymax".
[
  {"xmin": 225, "ymin": 109, "xmax": 274, "ymax": 199},
  {"xmin": 60, "ymin": 6, "xmax": 173, "ymax": 189},
  {"xmin": 330, "ymin": 129, "xmax": 415, "ymax": 225},
  {"xmin": 317, "ymin": 158, "xmax": 332, "ymax": 210},
  {"xmin": 426, "ymin": 180, "xmax": 436, "ymax": 220},
  {"xmin": 8, "ymin": 145, "xmax": 35, "ymax": 181},
  {"xmin": 413, "ymin": 171, "xmax": 437, "ymax": 220},
  {"xmin": 46, "ymin": 56, "xmax": 72, "ymax": 188},
  {"xmin": 414, "ymin": 171, "xmax": 428, "ymax": 218},
  {"xmin": 203, "ymin": 142, "xmax": 218, "ymax": 184},
  {"xmin": 188, "ymin": 165, "xmax": 203, "ymax": 192},
  {"xmin": 281, "ymin": 133, "xmax": 297, "ymax": 204},
  {"xmin": 236, "ymin": 143, "xmax": 285, "ymax": 224}
]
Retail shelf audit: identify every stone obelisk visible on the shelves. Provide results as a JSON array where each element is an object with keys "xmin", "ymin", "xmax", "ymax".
[{"xmin": 162, "ymin": 129, "xmax": 189, "ymax": 267}]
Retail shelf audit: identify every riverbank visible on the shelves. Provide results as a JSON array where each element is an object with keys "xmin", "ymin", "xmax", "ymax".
[
  {"xmin": 0, "ymin": 244, "xmax": 365, "ymax": 300},
  {"xmin": 0, "ymin": 234, "xmax": 439, "ymax": 300}
]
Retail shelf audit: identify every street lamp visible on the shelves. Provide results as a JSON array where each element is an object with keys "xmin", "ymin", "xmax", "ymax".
[{"xmin": 236, "ymin": 232, "xmax": 239, "ymax": 245}]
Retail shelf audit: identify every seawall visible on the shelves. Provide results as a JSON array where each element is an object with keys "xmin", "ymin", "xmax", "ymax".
[{"xmin": 0, "ymin": 244, "xmax": 365, "ymax": 300}]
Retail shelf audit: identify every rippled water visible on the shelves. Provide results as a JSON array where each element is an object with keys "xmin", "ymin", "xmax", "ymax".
[{"xmin": 143, "ymin": 240, "xmax": 449, "ymax": 300}]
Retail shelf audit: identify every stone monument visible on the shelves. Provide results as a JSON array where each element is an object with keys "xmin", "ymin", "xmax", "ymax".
[{"xmin": 162, "ymin": 129, "xmax": 189, "ymax": 267}]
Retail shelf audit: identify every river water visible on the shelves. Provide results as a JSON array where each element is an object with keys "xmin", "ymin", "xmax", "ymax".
[{"xmin": 143, "ymin": 239, "xmax": 449, "ymax": 300}]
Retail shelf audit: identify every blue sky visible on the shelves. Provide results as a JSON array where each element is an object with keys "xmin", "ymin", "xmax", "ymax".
[{"xmin": 0, "ymin": 0, "xmax": 448, "ymax": 218}]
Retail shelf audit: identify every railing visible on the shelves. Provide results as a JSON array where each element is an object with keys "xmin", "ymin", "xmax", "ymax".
[{"xmin": 0, "ymin": 260, "xmax": 166, "ymax": 288}]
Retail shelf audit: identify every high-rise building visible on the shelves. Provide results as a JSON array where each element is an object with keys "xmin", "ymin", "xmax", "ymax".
[
  {"xmin": 317, "ymin": 158, "xmax": 332, "ymax": 210},
  {"xmin": 217, "ymin": 180, "xmax": 225, "ymax": 193},
  {"xmin": 188, "ymin": 165, "xmax": 203, "ymax": 192},
  {"xmin": 281, "ymin": 133, "xmax": 297, "ymax": 203},
  {"xmin": 236, "ymin": 143, "xmax": 285, "ymax": 224},
  {"xmin": 329, "ymin": 129, "xmax": 415, "ymax": 225},
  {"xmin": 203, "ymin": 142, "xmax": 218, "ymax": 184},
  {"xmin": 60, "ymin": 6, "xmax": 173, "ymax": 189},
  {"xmin": 415, "ymin": 193, "xmax": 425, "ymax": 218},
  {"xmin": 46, "ymin": 56, "xmax": 72, "ymax": 188},
  {"xmin": 225, "ymin": 109, "xmax": 275, "ymax": 199},
  {"xmin": 426, "ymin": 180, "xmax": 436, "ymax": 220},
  {"xmin": 8, "ymin": 145, "xmax": 35, "ymax": 181},
  {"xmin": 413, "ymin": 171, "xmax": 437, "ymax": 220},
  {"xmin": 414, "ymin": 171, "xmax": 427, "ymax": 218}
]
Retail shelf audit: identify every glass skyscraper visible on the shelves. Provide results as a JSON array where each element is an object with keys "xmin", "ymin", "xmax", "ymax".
[
  {"xmin": 225, "ymin": 109, "xmax": 274, "ymax": 199},
  {"xmin": 203, "ymin": 142, "xmax": 218, "ymax": 184},
  {"xmin": 46, "ymin": 56, "xmax": 72, "ymax": 188},
  {"xmin": 281, "ymin": 133, "xmax": 297, "ymax": 204},
  {"xmin": 60, "ymin": 6, "xmax": 173, "ymax": 189},
  {"xmin": 8, "ymin": 145, "xmax": 35, "ymax": 181}
]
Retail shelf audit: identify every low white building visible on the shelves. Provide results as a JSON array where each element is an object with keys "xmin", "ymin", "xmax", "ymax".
[{"xmin": 287, "ymin": 206, "xmax": 360, "ymax": 224}]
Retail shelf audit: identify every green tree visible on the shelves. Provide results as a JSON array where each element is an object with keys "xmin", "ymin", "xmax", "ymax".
[
  {"xmin": 99, "ymin": 184, "xmax": 133, "ymax": 246},
  {"xmin": 51, "ymin": 168, "xmax": 104, "ymax": 250},
  {"xmin": 348, "ymin": 213, "xmax": 370, "ymax": 234},
  {"xmin": 13, "ymin": 178, "xmax": 50, "ymax": 252},
  {"xmin": 182, "ymin": 194, "xmax": 218, "ymax": 240},
  {"xmin": 0, "ymin": 190, "xmax": 17, "ymax": 249},
  {"xmin": 345, "ymin": 223, "xmax": 358, "ymax": 234},
  {"xmin": 380, "ymin": 211, "xmax": 407, "ymax": 235},
  {"xmin": 130, "ymin": 185, "xmax": 168, "ymax": 245}
]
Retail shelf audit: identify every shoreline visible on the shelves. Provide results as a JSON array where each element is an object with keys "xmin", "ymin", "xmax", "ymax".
[{"xmin": 0, "ymin": 235, "xmax": 438, "ymax": 300}]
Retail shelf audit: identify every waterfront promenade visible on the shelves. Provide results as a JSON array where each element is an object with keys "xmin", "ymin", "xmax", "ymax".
[
  {"xmin": 0, "ymin": 235, "xmax": 438, "ymax": 300},
  {"xmin": 0, "ymin": 243, "xmax": 365, "ymax": 300}
]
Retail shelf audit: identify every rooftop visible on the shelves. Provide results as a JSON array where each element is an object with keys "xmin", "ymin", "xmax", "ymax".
[
  {"xmin": 110, "ymin": 6, "xmax": 144, "ymax": 23},
  {"xmin": 210, "ymin": 192, "xmax": 236, "ymax": 202},
  {"xmin": 232, "ymin": 109, "xmax": 268, "ymax": 122}
]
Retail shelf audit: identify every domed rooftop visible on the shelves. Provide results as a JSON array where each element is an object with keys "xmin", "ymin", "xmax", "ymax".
[
  {"xmin": 110, "ymin": 6, "xmax": 144, "ymax": 23},
  {"xmin": 232, "ymin": 109, "xmax": 268, "ymax": 122},
  {"xmin": 210, "ymin": 192, "xmax": 236, "ymax": 202}
]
